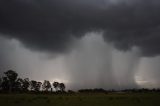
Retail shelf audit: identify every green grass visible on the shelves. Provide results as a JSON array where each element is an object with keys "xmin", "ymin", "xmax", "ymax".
[{"xmin": 0, "ymin": 93, "xmax": 160, "ymax": 106}]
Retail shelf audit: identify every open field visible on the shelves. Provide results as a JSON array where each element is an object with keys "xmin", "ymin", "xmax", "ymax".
[{"xmin": 0, "ymin": 93, "xmax": 160, "ymax": 106}]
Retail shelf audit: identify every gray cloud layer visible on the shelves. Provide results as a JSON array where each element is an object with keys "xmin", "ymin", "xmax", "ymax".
[{"xmin": 0, "ymin": 0, "xmax": 160, "ymax": 56}]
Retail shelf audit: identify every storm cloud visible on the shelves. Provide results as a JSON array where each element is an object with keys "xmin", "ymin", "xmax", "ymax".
[
  {"xmin": 1, "ymin": 0, "xmax": 160, "ymax": 90},
  {"xmin": 0, "ymin": 0, "xmax": 160, "ymax": 56}
]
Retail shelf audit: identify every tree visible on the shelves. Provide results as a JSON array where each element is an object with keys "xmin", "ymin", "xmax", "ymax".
[
  {"xmin": 53, "ymin": 82, "xmax": 59, "ymax": 92},
  {"xmin": 0, "ymin": 70, "xmax": 67, "ymax": 93},
  {"xmin": 4, "ymin": 70, "xmax": 18, "ymax": 82},
  {"xmin": 59, "ymin": 83, "xmax": 65, "ymax": 92},
  {"xmin": 1, "ymin": 77, "xmax": 9, "ymax": 91},
  {"xmin": 0, "ymin": 78, "xmax": 2, "ymax": 90},
  {"xmin": 35, "ymin": 82, "xmax": 42, "ymax": 92},
  {"xmin": 4, "ymin": 70, "xmax": 18, "ymax": 92},
  {"xmin": 30, "ymin": 80, "xmax": 42, "ymax": 92},
  {"xmin": 22, "ymin": 78, "xmax": 30, "ymax": 91},
  {"xmin": 42, "ymin": 80, "xmax": 51, "ymax": 91},
  {"xmin": 14, "ymin": 78, "xmax": 23, "ymax": 91},
  {"xmin": 30, "ymin": 80, "xmax": 37, "ymax": 91}
]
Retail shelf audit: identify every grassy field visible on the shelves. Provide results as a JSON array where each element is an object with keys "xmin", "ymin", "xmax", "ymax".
[{"xmin": 0, "ymin": 93, "xmax": 160, "ymax": 106}]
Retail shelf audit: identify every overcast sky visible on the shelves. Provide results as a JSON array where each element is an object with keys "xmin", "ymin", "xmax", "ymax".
[{"xmin": 0, "ymin": 0, "xmax": 160, "ymax": 90}]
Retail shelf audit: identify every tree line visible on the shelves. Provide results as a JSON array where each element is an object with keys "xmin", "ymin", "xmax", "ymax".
[
  {"xmin": 1, "ymin": 70, "xmax": 160, "ymax": 94},
  {"xmin": 0, "ymin": 70, "xmax": 65, "ymax": 93}
]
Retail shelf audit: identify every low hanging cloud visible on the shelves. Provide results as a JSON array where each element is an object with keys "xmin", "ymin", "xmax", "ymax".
[{"xmin": 0, "ymin": 0, "xmax": 160, "ymax": 56}]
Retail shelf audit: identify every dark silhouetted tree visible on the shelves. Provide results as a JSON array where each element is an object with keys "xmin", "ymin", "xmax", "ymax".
[
  {"xmin": 30, "ymin": 80, "xmax": 42, "ymax": 92},
  {"xmin": 0, "ymin": 70, "xmax": 67, "ymax": 93},
  {"xmin": 14, "ymin": 78, "xmax": 23, "ymax": 91},
  {"xmin": 59, "ymin": 83, "xmax": 65, "ymax": 92},
  {"xmin": 0, "ymin": 78, "xmax": 2, "ymax": 90},
  {"xmin": 53, "ymin": 82, "xmax": 59, "ymax": 92},
  {"xmin": 1, "ymin": 77, "xmax": 9, "ymax": 91},
  {"xmin": 22, "ymin": 78, "xmax": 30, "ymax": 91},
  {"xmin": 30, "ymin": 80, "xmax": 37, "ymax": 91},
  {"xmin": 4, "ymin": 70, "xmax": 18, "ymax": 92},
  {"xmin": 42, "ymin": 80, "xmax": 51, "ymax": 91},
  {"xmin": 35, "ymin": 82, "xmax": 42, "ymax": 92}
]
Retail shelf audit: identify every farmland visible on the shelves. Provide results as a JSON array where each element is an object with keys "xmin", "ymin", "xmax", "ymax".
[{"xmin": 0, "ymin": 92, "xmax": 160, "ymax": 106}]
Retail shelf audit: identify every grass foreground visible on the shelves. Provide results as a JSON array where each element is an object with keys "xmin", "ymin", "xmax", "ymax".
[{"xmin": 0, "ymin": 92, "xmax": 160, "ymax": 106}]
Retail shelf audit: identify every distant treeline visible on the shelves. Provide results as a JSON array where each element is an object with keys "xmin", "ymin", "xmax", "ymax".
[
  {"xmin": 78, "ymin": 88, "xmax": 160, "ymax": 93},
  {"xmin": 0, "ymin": 70, "xmax": 160, "ymax": 94},
  {"xmin": 0, "ymin": 70, "xmax": 65, "ymax": 93}
]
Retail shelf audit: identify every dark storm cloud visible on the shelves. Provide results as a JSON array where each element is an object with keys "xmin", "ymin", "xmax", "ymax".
[{"xmin": 0, "ymin": 0, "xmax": 160, "ymax": 56}]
